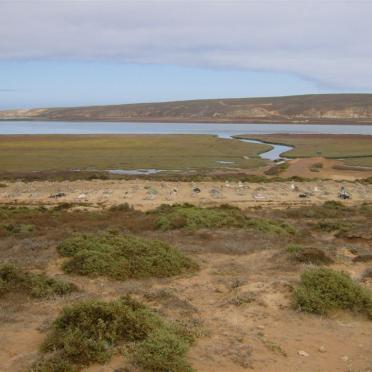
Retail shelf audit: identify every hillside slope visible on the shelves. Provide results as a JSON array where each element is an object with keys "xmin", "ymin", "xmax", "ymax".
[{"xmin": 1, "ymin": 94, "xmax": 372, "ymax": 123}]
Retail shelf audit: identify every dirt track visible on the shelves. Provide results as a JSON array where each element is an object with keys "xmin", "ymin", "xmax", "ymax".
[{"xmin": 1, "ymin": 179, "xmax": 371, "ymax": 210}]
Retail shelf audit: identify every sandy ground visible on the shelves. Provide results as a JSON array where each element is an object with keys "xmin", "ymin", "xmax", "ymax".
[
  {"xmin": 2, "ymin": 248, "xmax": 372, "ymax": 371},
  {"xmin": 283, "ymin": 157, "xmax": 372, "ymax": 180},
  {"xmin": 0, "ymin": 179, "xmax": 371, "ymax": 210}
]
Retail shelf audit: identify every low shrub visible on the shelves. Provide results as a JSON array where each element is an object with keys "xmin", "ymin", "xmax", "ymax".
[
  {"xmin": 292, "ymin": 247, "xmax": 333, "ymax": 265},
  {"xmin": 32, "ymin": 296, "xmax": 194, "ymax": 371},
  {"xmin": 57, "ymin": 233, "xmax": 197, "ymax": 280},
  {"xmin": 285, "ymin": 201, "xmax": 351, "ymax": 219},
  {"xmin": 0, "ymin": 223, "xmax": 34, "ymax": 234},
  {"xmin": 293, "ymin": 268, "xmax": 372, "ymax": 318},
  {"xmin": 287, "ymin": 244, "xmax": 303, "ymax": 255},
  {"xmin": 0, "ymin": 264, "xmax": 76, "ymax": 298},
  {"xmin": 151, "ymin": 204, "xmax": 296, "ymax": 234},
  {"xmin": 133, "ymin": 327, "xmax": 194, "ymax": 372},
  {"xmin": 287, "ymin": 245, "xmax": 333, "ymax": 265},
  {"xmin": 315, "ymin": 220, "xmax": 352, "ymax": 233}
]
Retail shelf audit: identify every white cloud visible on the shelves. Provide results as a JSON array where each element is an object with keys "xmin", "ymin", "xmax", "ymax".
[{"xmin": 1, "ymin": 0, "xmax": 371, "ymax": 89}]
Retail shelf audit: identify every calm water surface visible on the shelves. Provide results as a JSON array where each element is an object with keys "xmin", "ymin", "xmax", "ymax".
[{"xmin": 1, "ymin": 121, "xmax": 372, "ymax": 136}]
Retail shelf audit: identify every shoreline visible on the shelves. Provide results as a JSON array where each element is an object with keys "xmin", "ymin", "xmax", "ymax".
[{"xmin": 2, "ymin": 118, "xmax": 372, "ymax": 125}]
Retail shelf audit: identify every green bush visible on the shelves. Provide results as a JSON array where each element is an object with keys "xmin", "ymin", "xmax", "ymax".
[
  {"xmin": 151, "ymin": 204, "xmax": 296, "ymax": 234},
  {"xmin": 33, "ymin": 296, "xmax": 194, "ymax": 371},
  {"xmin": 0, "ymin": 264, "xmax": 76, "ymax": 298},
  {"xmin": 133, "ymin": 327, "xmax": 194, "ymax": 372},
  {"xmin": 58, "ymin": 233, "xmax": 197, "ymax": 280},
  {"xmin": 30, "ymin": 354, "xmax": 77, "ymax": 372},
  {"xmin": 294, "ymin": 268, "xmax": 372, "ymax": 318},
  {"xmin": 287, "ymin": 244, "xmax": 303, "ymax": 255}
]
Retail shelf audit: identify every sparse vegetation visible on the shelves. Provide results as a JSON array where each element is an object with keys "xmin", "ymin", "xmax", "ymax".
[
  {"xmin": 287, "ymin": 244, "xmax": 303, "ymax": 255},
  {"xmin": 2, "ymin": 198, "xmax": 372, "ymax": 371},
  {"xmin": 0, "ymin": 264, "xmax": 76, "ymax": 298},
  {"xmin": 310, "ymin": 162, "xmax": 324, "ymax": 172},
  {"xmin": 259, "ymin": 337, "xmax": 287, "ymax": 357},
  {"xmin": 294, "ymin": 268, "xmax": 372, "ymax": 318},
  {"xmin": 315, "ymin": 220, "xmax": 352, "ymax": 233},
  {"xmin": 32, "ymin": 296, "xmax": 194, "ymax": 371},
  {"xmin": 289, "ymin": 246, "xmax": 333, "ymax": 265},
  {"xmin": 57, "ymin": 233, "xmax": 197, "ymax": 280},
  {"xmin": 152, "ymin": 204, "xmax": 296, "ymax": 234},
  {"xmin": 264, "ymin": 162, "xmax": 289, "ymax": 176},
  {"xmin": 0, "ymin": 223, "xmax": 34, "ymax": 235},
  {"xmin": 284, "ymin": 200, "xmax": 351, "ymax": 219}
]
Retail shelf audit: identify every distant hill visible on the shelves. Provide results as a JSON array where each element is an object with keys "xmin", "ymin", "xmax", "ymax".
[{"xmin": 2, "ymin": 94, "xmax": 372, "ymax": 124}]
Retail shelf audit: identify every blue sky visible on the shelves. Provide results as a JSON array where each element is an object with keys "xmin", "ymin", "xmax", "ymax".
[
  {"xmin": 0, "ymin": 61, "xmax": 330, "ymax": 109},
  {"xmin": 0, "ymin": 0, "xmax": 371, "ymax": 109}
]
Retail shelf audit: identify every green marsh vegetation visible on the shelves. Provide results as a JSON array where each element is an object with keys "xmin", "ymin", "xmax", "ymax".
[
  {"xmin": 0, "ymin": 134, "xmax": 269, "ymax": 172},
  {"xmin": 238, "ymin": 134, "xmax": 372, "ymax": 167}
]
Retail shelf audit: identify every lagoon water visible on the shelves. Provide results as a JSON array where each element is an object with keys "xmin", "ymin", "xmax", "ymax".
[
  {"xmin": 1, "ymin": 121, "xmax": 372, "ymax": 136},
  {"xmin": 1, "ymin": 121, "xmax": 372, "ymax": 161}
]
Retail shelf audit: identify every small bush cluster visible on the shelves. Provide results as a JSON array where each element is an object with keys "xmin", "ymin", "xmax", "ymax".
[
  {"xmin": 287, "ymin": 245, "xmax": 333, "ymax": 265},
  {"xmin": 0, "ymin": 223, "xmax": 34, "ymax": 235},
  {"xmin": 151, "ymin": 204, "xmax": 296, "ymax": 234},
  {"xmin": 285, "ymin": 200, "xmax": 351, "ymax": 219},
  {"xmin": 315, "ymin": 220, "xmax": 352, "ymax": 233},
  {"xmin": 287, "ymin": 244, "xmax": 303, "ymax": 255},
  {"xmin": 0, "ymin": 264, "xmax": 76, "ymax": 298},
  {"xmin": 32, "ymin": 296, "xmax": 195, "ymax": 372},
  {"xmin": 294, "ymin": 268, "xmax": 372, "ymax": 318},
  {"xmin": 57, "ymin": 233, "xmax": 197, "ymax": 280}
]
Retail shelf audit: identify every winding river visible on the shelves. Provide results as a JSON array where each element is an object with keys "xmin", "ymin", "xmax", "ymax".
[{"xmin": 1, "ymin": 121, "xmax": 372, "ymax": 163}]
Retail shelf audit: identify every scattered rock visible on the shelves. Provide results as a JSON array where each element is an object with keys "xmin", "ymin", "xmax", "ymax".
[
  {"xmin": 298, "ymin": 350, "xmax": 309, "ymax": 357},
  {"xmin": 209, "ymin": 188, "xmax": 221, "ymax": 198},
  {"xmin": 318, "ymin": 346, "xmax": 326, "ymax": 353}
]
